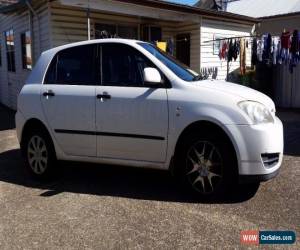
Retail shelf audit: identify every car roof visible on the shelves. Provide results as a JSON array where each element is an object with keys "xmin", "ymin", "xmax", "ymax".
[{"xmin": 43, "ymin": 38, "xmax": 145, "ymax": 56}]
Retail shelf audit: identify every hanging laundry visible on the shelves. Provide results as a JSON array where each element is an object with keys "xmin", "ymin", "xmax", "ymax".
[
  {"xmin": 233, "ymin": 39, "xmax": 240, "ymax": 61},
  {"xmin": 276, "ymin": 39, "xmax": 282, "ymax": 64},
  {"xmin": 166, "ymin": 38, "xmax": 174, "ymax": 55},
  {"xmin": 252, "ymin": 38, "xmax": 258, "ymax": 65},
  {"xmin": 280, "ymin": 31, "xmax": 291, "ymax": 63},
  {"xmin": 240, "ymin": 38, "xmax": 246, "ymax": 75},
  {"xmin": 257, "ymin": 38, "xmax": 264, "ymax": 62},
  {"xmin": 272, "ymin": 37, "xmax": 280, "ymax": 65},
  {"xmin": 290, "ymin": 30, "xmax": 300, "ymax": 73},
  {"xmin": 227, "ymin": 39, "xmax": 234, "ymax": 62},
  {"xmin": 219, "ymin": 40, "xmax": 228, "ymax": 60},
  {"xmin": 262, "ymin": 33, "xmax": 272, "ymax": 65}
]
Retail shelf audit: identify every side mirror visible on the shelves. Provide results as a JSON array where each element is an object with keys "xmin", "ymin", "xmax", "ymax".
[{"xmin": 143, "ymin": 67, "xmax": 162, "ymax": 86}]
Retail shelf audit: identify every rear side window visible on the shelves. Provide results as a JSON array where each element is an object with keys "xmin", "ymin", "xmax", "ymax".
[{"xmin": 44, "ymin": 44, "xmax": 98, "ymax": 85}]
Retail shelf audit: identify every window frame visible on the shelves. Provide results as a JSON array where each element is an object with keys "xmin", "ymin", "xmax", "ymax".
[
  {"xmin": 21, "ymin": 30, "xmax": 33, "ymax": 70},
  {"xmin": 43, "ymin": 43, "xmax": 171, "ymax": 88},
  {"xmin": 4, "ymin": 28, "xmax": 16, "ymax": 72},
  {"xmin": 99, "ymin": 43, "xmax": 171, "ymax": 89},
  {"xmin": 43, "ymin": 44, "xmax": 100, "ymax": 86}
]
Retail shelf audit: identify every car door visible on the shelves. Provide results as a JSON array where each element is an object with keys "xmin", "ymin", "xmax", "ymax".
[
  {"xmin": 41, "ymin": 44, "xmax": 98, "ymax": 157},
  {"xmin": 96, "ymin": 43, "xmax": 169, "ymax": 162}
]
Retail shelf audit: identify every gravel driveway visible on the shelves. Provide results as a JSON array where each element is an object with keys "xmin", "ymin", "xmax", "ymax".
[{"xmin": 0, "ymin": 104, "xmax": 299, "ymax": 249}]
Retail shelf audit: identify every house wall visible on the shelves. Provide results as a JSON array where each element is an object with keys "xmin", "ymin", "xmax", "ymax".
[
  {"xmin": 200, "ymin": 19, "xmax": 252, "ymax": 80},
  {"xmin": 48, "ymin": 2, "xmax": 201, "ymax": 72},
  {"xmin": 0, "ymin": 0, "xmax": 50, "ymax": 109}
]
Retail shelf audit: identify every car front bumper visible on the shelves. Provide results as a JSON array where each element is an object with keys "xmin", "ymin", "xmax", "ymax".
[{"xmin": 226, "ymin": 116, "xmax": 284, "ymax": 182}]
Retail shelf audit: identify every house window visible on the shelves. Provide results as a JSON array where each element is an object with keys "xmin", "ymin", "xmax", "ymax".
[
  {"xmin": 5, "ymin": 29, "xmax": 15, "ymax": 72},
  {"xmin": 95, "ymin": 23, "xmax": 138, "ymax": 39},
  {"xmin": 142, "ymin": 26, "xmax": 162, "ymax": 42},
  {"xmin": 21, "ymin": 31, "xmax": 32, "ymax": 70}
]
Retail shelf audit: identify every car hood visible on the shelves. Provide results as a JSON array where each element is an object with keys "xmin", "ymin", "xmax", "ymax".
[{"xmin": 192, "ymin": 80, "xmax": 276, "ymax": 111}]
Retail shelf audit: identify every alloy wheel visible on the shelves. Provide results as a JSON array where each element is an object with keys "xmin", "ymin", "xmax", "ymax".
[
  {"xmin": 27, "ymin": 135, "xmax": 48, "ymax": 175},
  {"xmin": 185, "ymin": 141, "xmax": 223, "ymax": 194}
]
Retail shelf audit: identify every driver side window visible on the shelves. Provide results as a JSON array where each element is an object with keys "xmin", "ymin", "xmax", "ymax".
[{"xmin": 101, "ymin": 43, "xmax": 162, "ymax": 87}]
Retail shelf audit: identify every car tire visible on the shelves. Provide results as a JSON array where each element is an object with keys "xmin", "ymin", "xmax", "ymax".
[
  {"xmin": 175, "ymin": 132, "xmax": 238, "ymax": 200},
  {"xmin": 22, "ymin": 128, "xmax": 57, "ymax": 179}
]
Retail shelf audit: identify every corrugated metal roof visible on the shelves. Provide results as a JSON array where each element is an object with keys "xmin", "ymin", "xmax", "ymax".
[{"xmin": 227, "ymin": 0, "xmax": 300, "ymax": 18}]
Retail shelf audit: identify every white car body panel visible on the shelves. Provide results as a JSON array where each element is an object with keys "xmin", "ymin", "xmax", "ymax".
[
  {"xmin": 96, "ymin": 86, "xmax": 168, "ymax": 162},
  {"xmin": 16, "ymin": 39, "xmax": 284, "ymax": 179},
  {"xmin": 41, "ymin": 84, "xmax": 96, "ymax": 157}
]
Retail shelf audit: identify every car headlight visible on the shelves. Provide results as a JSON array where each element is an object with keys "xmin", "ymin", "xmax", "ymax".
[{"xmin": 238, "ymin": 101, "xmax": 274, "ymax": 124}]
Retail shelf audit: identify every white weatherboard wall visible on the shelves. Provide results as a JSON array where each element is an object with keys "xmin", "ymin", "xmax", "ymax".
[
  {"xmin": 0, "ymin": 0, "xmax": 51, "ymax": 109},
  {"xmin": 49, "ymin": 2, "xmax": 201, "ymax": 71},
  {"xmin": 201, "ymin": 19, "xmax": 252, "ymax": 80}
]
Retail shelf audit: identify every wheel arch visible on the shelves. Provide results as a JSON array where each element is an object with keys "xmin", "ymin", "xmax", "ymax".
[
  {"xmin": 171, "ymin": 120, "xmax": 239, "ymax": 173},
  {"xmin": 20, "ymin": 118, "xmax": 55, "ymax": 157}
]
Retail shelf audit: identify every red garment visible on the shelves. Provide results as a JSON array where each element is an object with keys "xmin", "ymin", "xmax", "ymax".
[
  {"xmin": 219, "ymin": 41, "xmax": 228, "ymax": 59},
  {"xmin": 281, "ymin": 31, "xmax": 291, "ymax": 49}
]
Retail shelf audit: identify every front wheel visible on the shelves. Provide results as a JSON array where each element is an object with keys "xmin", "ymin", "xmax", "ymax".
[{"xmin": 175, "ymin": 134, "xmax": 238, "ymax": 199}]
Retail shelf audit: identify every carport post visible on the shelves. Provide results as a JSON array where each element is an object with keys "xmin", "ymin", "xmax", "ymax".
[{"xmin": 87, "ymin": 0, "xmax": 91, "ymax": 40}]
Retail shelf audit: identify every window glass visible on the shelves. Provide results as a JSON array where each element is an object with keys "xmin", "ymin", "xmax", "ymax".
[
  {"xmin": 95, "ymin": 24, "xmax": 117, "ymax": 38},
  {"xmin": 101, "ymin": 43, "xmax": 156, "ymax": 87},
  {"xmin": 95, "ymin": 23, "xmax": 138, "ymax": 39},
  {"xmin": 21, "ymin": 31, "xmax": 32, "ymax": 70},
  {"xmin": 5, "ymin": 29, "xmax": 15, "ymax": 72},
  {"xmin": 142, "ymin": 26, "xmax": 162, "ymax": 42},
  {"xmin": 118, "ymin": 25, "xmax": 138, "ymax": 39},
  {"xmin": 138, "ymin": 42, "xmax": 198, "ymax": 82},
  {"xmin": 44, "ymin": 44, "xmax": 98, "ymax": 85}
]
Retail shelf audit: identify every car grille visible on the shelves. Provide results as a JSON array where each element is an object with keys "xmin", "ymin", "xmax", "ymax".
[{"xmin": 261, "ymin": 153, "xmax": 280, "ymax": 168}]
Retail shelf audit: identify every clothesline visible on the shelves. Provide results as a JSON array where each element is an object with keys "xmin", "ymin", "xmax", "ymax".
[{"xmin": 202, "ymin": 33, "xmax": 285, "ymax": 44}]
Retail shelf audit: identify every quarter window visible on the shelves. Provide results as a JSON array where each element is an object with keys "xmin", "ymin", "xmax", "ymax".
[
  {"xmin": 21, "ymin": 31, "xmax": 32, "ymax": 70},
  {"xmin": 5, "ymin": 29, "xmax": 15, "ymax": 72},
  {"xmin": 44, "ymin": 44, "xmax": 98, "ymax": 85},
  {"xmin": 101, "ymin": 43, "xmax": 157, "ymax": 87}
]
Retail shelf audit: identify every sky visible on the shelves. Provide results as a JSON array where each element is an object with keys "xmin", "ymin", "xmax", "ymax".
[{"xmin": 165, "ymin": 0, "xmax": 199, "ymax": 5}]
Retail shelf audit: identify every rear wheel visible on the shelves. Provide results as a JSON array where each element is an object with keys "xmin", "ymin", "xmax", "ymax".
[{"xmin": 22, "ymin": 129, "xmax": 56, "ymax": 179}]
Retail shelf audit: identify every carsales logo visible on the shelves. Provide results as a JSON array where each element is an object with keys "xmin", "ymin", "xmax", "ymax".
[{"xmin": 240, "ymin": 231, "xmax": 259, "ymax": 245}]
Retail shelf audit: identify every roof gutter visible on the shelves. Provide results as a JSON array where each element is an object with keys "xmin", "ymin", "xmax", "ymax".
[
  {"xmin": 260, "ymin": 11, "xmax": 300, "ymax": 20},
  {"xmin": 0, "ymin": 0, "xmax": 27, "ymax": 13}
]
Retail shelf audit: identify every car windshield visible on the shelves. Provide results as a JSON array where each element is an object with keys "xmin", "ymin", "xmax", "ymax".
[{"xmin": 138, "ymin": 42, "xmax": 202, "ymax": 82}]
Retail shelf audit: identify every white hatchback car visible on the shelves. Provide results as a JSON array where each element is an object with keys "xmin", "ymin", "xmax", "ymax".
[{"xmin": 16, "ymin": 39, "xmax": 284, "ymax": 198}]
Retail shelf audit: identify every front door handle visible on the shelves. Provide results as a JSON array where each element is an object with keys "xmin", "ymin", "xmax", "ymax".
[
  {"xmin": 97, "ymin": 93, "xmax": 111, "ymax": 100},
  {"xmin": 43, "ymin": 90, "xmax": 55, "ymax": 97}
]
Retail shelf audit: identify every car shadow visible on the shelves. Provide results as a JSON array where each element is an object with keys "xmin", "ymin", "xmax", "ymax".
[{"xmin": 0, "ymin": 148, "xmax": 259, "ymax": 204}]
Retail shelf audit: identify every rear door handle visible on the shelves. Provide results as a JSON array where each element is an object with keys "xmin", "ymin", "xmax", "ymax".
[
  {"xmin": 43, "ymin": 90, "xmax": 55, "ymax": 97},
  {"xmin": 97, "ymin": 93, "xmax": 111, "ymax": 100}
]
